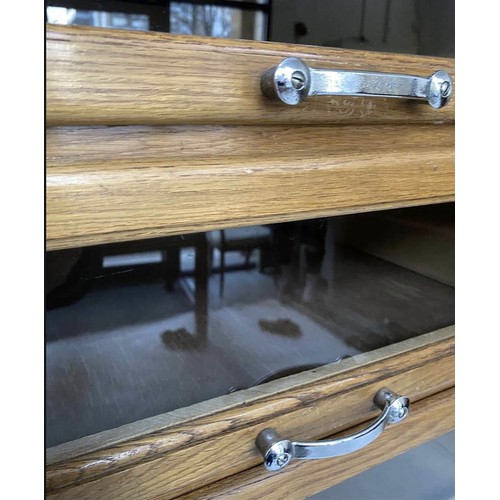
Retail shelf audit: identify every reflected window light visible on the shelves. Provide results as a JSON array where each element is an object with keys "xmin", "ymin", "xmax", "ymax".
[
  {"xmin": 170, "ymin": 2, "xmax": 266, "ymax": 40},
  {"xmin": 46, "ymin": 1, "xmax": 268, "ymax": 39},
  {"xmin": 170, "ymin": 3, "xmax": 235, "ymax": 37},
  {"xmin": 46, "ymin": 6, "xmax": 76, "ymax": 25},
  {"xmin": 46, "ymin": 7, "xmax": 149, "ymax": 31}
]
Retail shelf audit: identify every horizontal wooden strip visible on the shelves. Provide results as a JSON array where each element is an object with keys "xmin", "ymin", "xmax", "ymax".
[
  {"xmin": 46, "ymin": 327, "xmax": 454, "ymax": 497},
  {"xmin": 46, "ymin": 124, "xmax": 454, "ymax": 250},
  {"xmin": 47, "ymin": 124, "xmax": 454, "ymax": 169},
  {"xmin": 46, "ymin": 25, "xmax": 454, "ymax": 126},
  {"xmin": 179, "ymin": 388, "xmax": 455, "ymax": 499},
  {"xmin": 46, "ymin": 196, "xmax": 455, "ymax": 251}
]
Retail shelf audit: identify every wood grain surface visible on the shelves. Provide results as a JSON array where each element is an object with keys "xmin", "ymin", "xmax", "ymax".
[
  {"xmin": 46, "ymin": 124, "xmax": 454, "ymax": 250},
  {"xmin": 179, "ymin": 388, "xmax": 455, "ymax": 499},
  {"xmin": 46, "ymin": 24, "xmax": 454, "ymax": 127},
  {"xmin": 46, "ymin": 327, "xmax": 454, "ymax": 498}
]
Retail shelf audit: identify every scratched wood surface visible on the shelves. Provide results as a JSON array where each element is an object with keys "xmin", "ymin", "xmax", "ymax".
[
  {"xmin": 46, "ymin": 124, "xmax": 454, "ymax": 250},
  {"xmin": 46, "ymin": 24, "xmax": 454, "ymax": 126},
  {"xmin": 178, "ymin": 388, "xmax": 455, "ymax": 499},
  {"xmin": 46, "ymin": 327, "xmax": 454, "ymax": 498}
]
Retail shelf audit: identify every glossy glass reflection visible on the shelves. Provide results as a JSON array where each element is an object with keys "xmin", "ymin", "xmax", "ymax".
[
  {"xmin": 45, "ymin": 0, "xmax": 453, "ymax": 57},
  {"xmin": 46, "ymin": 6, "xmax": 150, "ymax": 31},
  {"xmin": 46, "ymin": 0, "xmax": 269, "ymax": 40},
  {"xmin": 170, "ymin": 3, "xmax": 267, "ymax": 40},
  {"xmin": 46, "ymin": 204, "xmax": 454, "ymax": 447}
]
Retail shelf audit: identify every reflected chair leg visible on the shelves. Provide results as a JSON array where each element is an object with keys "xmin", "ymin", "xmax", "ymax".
[
  {"xmin": 195, "ymin": 234, "xmax": 208, "ymax": 341},
  {"xmin": 245, "ymin": 248, "xmax": 251, "ymax": 267},
  {"xmin": 219, "ymin": 230, "xmax": 225, "ymax": 298},
  {"xmin": 162, "ymin": 247, "xmax": 180, "ymax": 291}
]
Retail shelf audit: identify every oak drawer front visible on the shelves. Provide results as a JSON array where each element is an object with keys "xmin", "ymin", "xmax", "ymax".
[
  {"xmin": 46, "ymin": 328, "xmax": 454, "ymax": 499},
  {"xmin": 46, "ymin": 25, "xmax": 454, "ymax": 127},
  {"xmin": 179, "ymin": 388, "xmax": 455, "ymax": 500}
]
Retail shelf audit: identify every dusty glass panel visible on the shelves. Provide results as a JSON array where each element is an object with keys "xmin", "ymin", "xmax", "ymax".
[{"xmin": 45, "ymin": 204, "xmax": 454, "ymax": 447}]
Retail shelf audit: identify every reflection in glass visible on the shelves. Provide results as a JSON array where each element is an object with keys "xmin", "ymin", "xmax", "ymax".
[
  {"xmin": 46, "ymin": 1, "xmax": 268, "ymax": 40},
  {"xmin": 170, "ymin": 3, "xmax": 266, "ymax": 40},
  {"xmin": 46, "ymin": 1, "xmax": 453, "ymax": 57},
  {"xmin": 46, "ymin": 205, "xmax": 454, "ymax": 447},
  {"xmin": 46, "ymin": 6, "xmax": 77, "ymax": 25},
  {"xmin": 46, "ymin": 6, "xmax": 149, "ymax": 31},
  {"xmin": 171, "ymin": 3, "xmax": 234, "ymax": 37}
]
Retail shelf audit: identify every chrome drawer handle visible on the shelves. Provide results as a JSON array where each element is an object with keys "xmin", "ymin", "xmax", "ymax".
[
  {"xmin": 261, "ymin": 57, "xmax": 452, "ymax": 109},
  {"xmin": 255, "ymin": 388, "xmax": 409, "ymax": 471}
]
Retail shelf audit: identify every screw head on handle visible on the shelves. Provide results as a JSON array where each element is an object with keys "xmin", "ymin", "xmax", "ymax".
[
  {"xmin": 374, "ymin": 388, "xmax": 410, "ymax": 424},
  {"xmin": 256, "ymin": 428, "xmax": 294, "ymax": 471},
  {"xmin": 264, "ymin": 441, "xmax": 293, "ymax": 471},
  {"xmin": 291, "ymin": 70, "xmax": 307, "ymax": 90},
  {"xmin": 427, "ymin": 70, "xmax": 453, "ymax": 109},
  {"xmin": 261, "ymin": 57, "xmax": 311, "ymax": 105},
  {"xmin": 388, "ymin": 398, "xmax": 410, "ymax": 423}
]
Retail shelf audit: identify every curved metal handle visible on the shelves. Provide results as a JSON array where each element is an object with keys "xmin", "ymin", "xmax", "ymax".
[
  {"xmin": 255, "ymin": 388, "xmax": 410, "ymax": 471},
  {"xmin": 261, "ymin": 57, "xmax": 452, "ymax": 109}
]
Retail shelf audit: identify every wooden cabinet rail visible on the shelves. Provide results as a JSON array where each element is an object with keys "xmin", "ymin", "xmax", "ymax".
[
  {"xmin": 46, "ymin": 25, "xmax": 454, "ymax": 127},
  {"xmin": 46, "ymin": 124, "xmax": 454, "ymax": 250}
]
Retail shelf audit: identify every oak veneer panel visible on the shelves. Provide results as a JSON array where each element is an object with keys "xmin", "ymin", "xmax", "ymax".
[
  {"xmin": 46, "ymin": 327, "xmax": 454, "ymax": 498},
  {"xmin": 46, "ymin": 25, "xmax": 454, "ymax": 127},
  {"xmin": 180, "ymin": 388, "xmax": 455, "ymax": 499},
  {"xmin": 46, "ymin": 124, "xmax": 454, "ymax": 250}
]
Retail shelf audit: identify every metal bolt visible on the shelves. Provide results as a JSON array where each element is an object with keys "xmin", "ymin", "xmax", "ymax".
[
  {"xmin": 276, "ymin": 453, "xmax": 290, "ymax": 467},
  {"xmin": 389, "ymin": 403, "xmax": 408, "ymax": 423},
  {"xmin": 440, "ymin": 81, "xmax": 451, "ymax": 97},
  {"xmin": 396, "ymin": 407, "xmax": 408, "ymax": 419},
  {"xmin": 291, "ymin": 70, "xmax": 306, "ymax": 90}
]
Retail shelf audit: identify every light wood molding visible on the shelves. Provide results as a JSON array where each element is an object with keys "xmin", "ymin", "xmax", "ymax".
[
  {"xmin": 46, "ymin": 24, "xmax": 454, "ymax": 127},
  {"xmin": 179, "ymin": 388, "xmax": 455, "ymax": 499},
  {"xmin": 46, "ymin": 124, "xmax": 454, "ymax": 250},
  {"xmin": 46, "ymin": 327, "xmax": 454, "ymax": 498}
]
